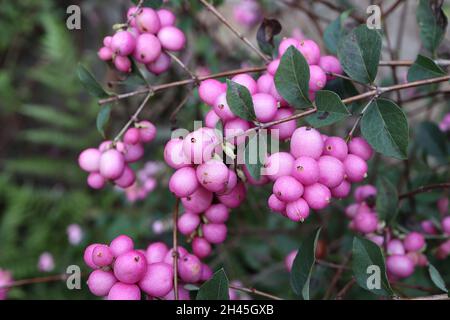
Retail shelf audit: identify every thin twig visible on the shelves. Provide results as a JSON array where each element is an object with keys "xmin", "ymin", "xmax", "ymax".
[
  {"xmin": 398, "ymin": 183, "xmax": 450, "ymax": 200},
  {"xmin": 323, "ymin": 253, "xmax": 351, "ymax": 300},
  {"xmin": 335, "ymin": 278, "xmax": 356, "ymax": 300},
  {"xmin": 0, "ymin": 274, "xmax": 68, "ymax": 289},
  {"xmin": 229, "ymin": 285, "xmax": 283, "ymax": 300},
  {"xmin": 345, "ymin": 96, "xmax": 377, "ymax": 142},
  {"xmin": 169, "ymin": 88, "xmax": 194, "ymax": 125},
  {"xmin": 165, "ymin": 51, "xmax": 198, "ymax": 80}
]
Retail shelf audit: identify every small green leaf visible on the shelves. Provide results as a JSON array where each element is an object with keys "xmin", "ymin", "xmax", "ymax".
[
  {"xmin": 196, "ymin": 268, "xmax": 229, "ymax": 300},
  {"xmin": 417, "ymin": 0, "xmax": 448, "ymax": 55},
  {"xmin": 131, "ymin": 0, "xmax": 162, "ymax": 8},
  {"xmin": 96, "ymin": 105, "xmax": 111, "ymax": 138},
  {"xmin": 290, "ymin": 228, "xmax": 321, "ymax": 300},
  {"xmin": 376, "ymin": 177, "xmax": 398, "ymax": 224},
  {"xmin": 77, "ymin": 64, "xmax": 109, "ymax": 98},
  {"xmin": 244, "ymin": 133, "xmax": 266, "ymax": 180},
  {"xmin": 226, "ymin": 79, "xmax": 256, "ymax": 121},
  {"xmin": 256, "ymin": 18, "xmax": 282, "ymax": 56},
  {"xmin": 416, "ymin": 121, "xmax": 448, "ymax": 159},
  {"xmin": 274, "ymin": 46, "xmax": 311, "ymax": 109},
  {"xmin": 337, "ymin": 25, "xmax": 382, "ymax": 84},
  {"xmin": 306, "ymin": 90, "xmax": 350, "ymax": 128},
  {"xmin": 428, "ymin": 264, "xmax": 448, "ymax": 293},
  {"xmin": 361, "ymin": 99, "xmax": 409, "ymax": 159},
  {"xmin": 323, "ymin": 10, "xmax": 353, "ymax": 55},
  {"xmin": 352, "ymin": 237, "xmax": 394, "ymax": 297},
  {"xmin": 407, "ymin": 55, "xmax": 446, "ymax": 82}
]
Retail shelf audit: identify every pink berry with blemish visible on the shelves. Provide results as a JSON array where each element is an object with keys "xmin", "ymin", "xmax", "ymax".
[
  {"xmin": 111, "ymin": 31, "xmax": 136, "ymax": 56},
  {"xmin": 291, "ymin": 156, "xmax": 320, "ymax": 186},
  {"xmin": 286, "ymin": 198, "xmax": 310, "ymax": 222},
  {"xmin": 181, "ymin": 187, "xmax": 213, "ymax": 214},
  {"xmin": 323, "ymin": 136, "xmax": 348, "ymax": 161},
  {"xmin": 136, "ymin": 8, "xmax": 161, "ymax": 34},
  {"xmin": 309, "ymin": 65, "xmax": 327, "ymax": 91},
  {"xmin": 273, "ymin": 176, "xmax": 304, "ymax": 202},
  {"xmin": 343, "ymin": 154, "xmax": 368, "ymax": 182},
  {"xmin": 134, "ymin": 33, "xmax": 162, "ymax": 64}
]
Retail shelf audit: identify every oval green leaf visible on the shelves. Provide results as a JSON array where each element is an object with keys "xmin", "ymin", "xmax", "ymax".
[
  {"xmin": 226, "ymin": 79, "xmax": 256, "ymax": 121},
  {"xmin": 306, "ymin": 90, "xmax": 350, "ymax": 128},
  {"xmin": 196, "ymin": 268, "xmax": 229, "ymax": 300}
]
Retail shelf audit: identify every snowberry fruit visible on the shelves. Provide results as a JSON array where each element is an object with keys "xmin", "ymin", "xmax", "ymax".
[
  {"xmin": 84, "ymin": 243, "xmax": 102, "ymax": 269},
  {"xmin": 286, "ymin": 198, "xmax": 310, "ymax": 222},
  {"xmin": 204, "ymin": 204, "xmax": 229, "ymax": 223},
  {"xmin": 268, "ymin": 194, "xmax": 286, "ymax": 213},
  {"xmin": 157, "ymin": 26, "xmax": 186, "ymax": 51},
  {"xmin": 214, "ymin": 92, "xmax": 237, "ymax": 121},
  {"xmin": 169, "ymin": 167, "xmax": 199, "ymax": 197},
  {"xmin": 273, "ymin": 176, "xmax": 304, "ymax": 202},
  {"xmin": 98, "ymin": 47, "xmax": 113, "ymax": 61},
  {"xmin": 134, "ymin": 33, "xmax": 162, "ymax": 63},
  {"xmin": 137, "ymin": 120, "xmax": 157, "ymax": 143},
  {"xmin": 181, "ymin": 187, "xmax": 213, "ymax": 214},
  {"xmin": 269, "ymin": 108, "xmax": 297, "ymax": 141},
  {"xmin": 199, "ymin": 79, "xmax": 226, "ymax": 106},
  {"xmin": 99, "ymin": 149, "xmax": 125, "ymax": 180},
  {"xmin": 267, "ymin": 59, "xmax": 280, "ymax": 76},
  {"xmin": 202, "ymin": 223, "xmax": 227, "ymax": 244},
  {"xmin": 111, "ymin": 31, "xmax": 136, "ymax": 56},
  {"xmin": 353, "ymin": 212, "xmax": 378, "ymax": 234},
  {"xmin": 113, "ymin": 250, "xmax": 147, "ymax": 284},
  {"xmin": 252, "ymin": 93, "xmax": 278, "ymax": 123},
  {"xmin": 87, "ymin": 269, "xmax": 117, "ymax": 297},
  {"xmin": 387, "ymin": 239, "xmax": 405, "ymax": 255},
  {"xmin": 146, "ymin": 52, "xmax": 171, "ymax": 75},
  {"xmin": 108, "ymin": 282, "xmax": 141, "ymax": 300},
  {"xmin": 224, "ymin": 118, "xmax": 251, "ymax": 146},
  {"xmin": 157, "ymin": 9, "xmax": 176, "ymax": 27},
  {"xmin": 78, "ymin": 148, "xmax": 101, "ymax": 172},
  {"xmin": 309, "ymin": 65, "xmax": 327, "ymax": 92},
  {"xmin": 114, "ymin": 55, "xmax": 132, "ymax": 73},
  {"xmin": 87, "ymin": 172, "xmax": 106, "ymax": 189},
  {"xmin": 139, "ymin": 262, "xmax": 173, "ymax": 297},
  {"xmin": 192, "ymin": 237, "xmax": 212, "ymax": 259},
  {"xmin": 178, "ymin": 254, "xmax": 202, "ymax": 283},
  {"xmin": 183, "ymin": 129, "xmax": 216, "ymax": 164},
  {"xmin": 123, "ymin": 143, "xmax": 144, "ymax": 163},
  {"xmin": 386, "ymin": 255, "xmax": 415, "ymax": 278},
  {"xmin": 256, "ymin": 73, "xmax": 274, "ymax": 94},
  {"xmin": 178, "ymin": 212, "xmax": 201, "ymax": 236},
  {"xmin": 217, "ymin": 182, "xmax": 246, "ymax": 208},
  {"xmin": 318, "ymin": 156, "xmax": 345, "ymax": 188},
  {"xmin": 354, "ymin": 184, "xmax": 377, "ymax": 203},
  {"xmin": 124, "ymin": 128, "xmax": 140, "ymax": 145},
  {"xmin": 264, "ymin": 152, "xmax": 295, "ymax": 181},
  {"xmin": 136, "ymin": 8, "xmax": 161, "ymax": 34},
  {"xmin": 331, "ymin": 180, "xmax": 351, "ymax": 199},
  {"xmin": 145, "ymin": 242, "xmax": 169, "ymax": 264},
  {"xmin": 323, "ymin": 137, "xmax": 348, "ymax": 161},
  {"xmin": 403, "ymin": 232, "xmax": 425, "ymax": 252},
  {"xmin": 109, "ymin": 235, "xmax": 134, "ymax": 257},
  {"xmin": 278, "ymin": 38, "xmax": 300, "ymax": 56},
  {"xmin": 231, "ymin": 74, "xmax": 257, "ymax": 95},
  {"xmin": 291, "ymin": 156, "xmax": 320, "ymax": 186},
  {"xmin": 114, "ymin": 166, "xmax": 136, "ymax": 188},
  {"xmin": 92, "ymin": 245, "xmax": 114, "ymax": 267},
  {"xmin": 303, "ymin": 183, "xmax": 331, "ymax": 210},
  {"xmin": 319, "ymin": 55, "xmax": 343, "ymax": 80},
  {"xmin": 343, "ymin": 154, "xmax": 368, "ymax": 182},
  {"xmin": 164, "ymin": 138, "xmax": 190, "ymax": 169},
  {"xmin": 348, "ymin": 137, "xmax": 373, "ymax": 161},
  {"xmin": 290, "ymin": 127, "xmax": 324, "ymax": 159},
  {"xmin": 298, "ymin": 40, "xmax": 321, "ymax": 65}
]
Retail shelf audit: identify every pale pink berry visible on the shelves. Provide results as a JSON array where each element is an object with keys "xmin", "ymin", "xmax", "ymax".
[
  {"xmin": 92, "ymin": 245, "xmax": 114, "ymax": 267},
  {"xmin": 111, "ymin": 31, "xmax": 136, "ymax": 56},
  {"xmin": 205, "ymin": 110, "xmax": 221, "ymax": 128},
  {"xmin": 84, "ymin": 243, "xmax": 102, "ymax": 269},
  {"xmin": 109, "ymin": 235, "xmax": 134, "ymax": 257},
  {"xmin": 285, "ymin": 250, "xmax": 297, "ymax": 272},
  {"xmin": 331, "ymin": 180, "xmax": 351, "ymax": 198},
  {"xmin": 218, "ymin": 169, "xmax": 238, "ymax": 195},
  {"xmin": 214, "ymin": 92, "xmax": 237, "ymax": 121},
  {"xmin": 386, "ymin": 255, "xmax": 415, "ymax": 278},
  {"xmin": 145, "ymin": 242, "xmax": 169, "ymax": 264},
  {"xmin": 134, "ymin": 33, "xmax": 162, "ymax": 63},
  {"xmin": 278, "ymin": 38, "xmax": 300, "ymax": 56},
  {"xmin": 87, "ymin": 172, "xmax": 105, "ymax": 189},
  {"xmin": 205, "ymin": 204, "xmax": 229, "ymax": 223},
  {"xmin": 169, "ymin": 166, "xmax": 199, "ymax": 198},
  {"xmin": 366, "ymin": 234, "xmax": 384, "ymax": 247},
  {"xmin": 232, "ymin": 0, "xmax": 262, "ymax": 27},
  {"xmin": 318, "ymin": 156, "xmax": 345, "ymax": 188},
  {"xmin": 157, "ymin": 26, "xmax": 186, "ymax": 51},
  {"xmin": 387, "ymin": 239, "xmax": 405, "ymax": 255},
  {"xmin": 256, "ymin": 73, "xmax": 274, "ymax": 94},
  {"xmin": 264, "ymin": 152, "xmax": 295, "ymax": 181},
  {"xmin": 291, "ymin": 156, "xmax": 320, "ymax": 186},
  {"xmin": 323, "ymin": 137, "xmax": 348, "ymax": 161},
  {"xmin": 268, "ymin": 194, "xmax": 286, "ymax": 213},
  {"xmin": 183, "ymin": 129, "xmax": 216, "ymax": 164},
  {"xmin": 353, "ymin": 212, "xmax": 378, "ymax": 234},
  {"xmin": 421, "ymin": 220, "xmax": 438, "ymax": 235},
  {"xmin": 231, "ymin": 74, "xmax": 257, "ymax": 95},
  {"xmin": 252, "ymin": 93, "xmax": 278, "ymax": 123},
  {"xmin": 137, "ymin": 120, "xmax": 157, "ymax": 143},
  {"xmin": 224, "ymin": 118, "xmax": 251, "ymax": 146},
  {"xmin": 201, "ymin": 264, "xmax": 213, "ymax": 282},
  {"xmin": 267, "ymin": 59, "xmax": 280, "ymax": 76},
  {"xmin": 202, "ymin": 223, "xmax": 227, "ymax": 244},
  {"xmin": 286, "ymin": 198, "xmax": 310, "ymax": 222},
  {"xmin": 319, "ymin": 55, "xmax": 343, "ymax": 80},
  {"xmin": 139, "ymin": 262, "xmax": 173, "ymax": 297},
  {"xmin": 348, "ymin": 137, "xmax": 373, "ymax": 161},
  {"xmin": 290, "ymin": 127, "xmax": 324, "ymax": 159},
  {"xmin": 164, "ymin": 247, "xmax": 188, "ymax": 265},
  {"xmin": 146, "ymin": 52, "xmax": 171, "ymax": 75},
  {"xmin": 123, "ymin": 143, "xmax": 144, "ymax": 163},
  {"xmin": 303, "ymin": 183, "xmax": 331, "ymax": 210},
  {"xmin": 192, "ymin": 237, "xmax": 212, "ymax": 259},
  {"xmin": 164, "ymin": 286, "xmax": 191, "ymax": 300},
  {"xmin": 114, "ymin": 55, "xmax": 132, "ymax": 72},
  {"xmin": 126, "ymin": 6, "xmax": 139, "ymax": 27},
  {"xmin": 442, "ymin": 216, "xmax": 450, "ymax": 235},
  {"xmin": 136, "ymin": 8, "xmax": 161, "ymax": 34},
  {"xmin": 124, "ymin": 128, "xmax": 140, "ymax": 145},
  {"xmin": 79, "ymin": 148, "xmax": 101, "ymax": 172},
  {"xmin": 407, "ymin": 251, "xmax": 428, "ymax": 267},
  {"xmin": 164, "ymin": 138, "xmax": 190, "ymax": 169},
  {"xmin": 178, "ymin": 254, "xmax": 202, "ymax": 283},
  {"xmin": 108, "ymin": 282, "xmax": 141, "ymax": 300},
  {"xmin": 114, "ymin": 166, "xmax": 136, "ymax": 188},
  {"xmin": 309, "ymin": 65, "xmax": 327, "ymax": 92},
  {"xmin": 178, "ymin": 212, "xmax": 201, "ymax": 235},
  {"xmin": 98, "ymin": 47, "xmax": 113, "ymax": 61},
  {"xmin": 343, "ymin": 154, "xmax": 368, "ymax": 182},
  {"xmin": 403, "ymin": 232, "xmax": 425, "ymax": 252},
  {"xmin": 199, "ymin": 79, "xmax": 226, "ymax": 106},
  {"xmin": 99, "ymin": 149, "xmax": 125, "ymax": 179},
  {"xmin": 354, "ymin": 184, "xmax": 377, "ymax": 203},
  {"xmin": 157, "ymin": 9, "xmax": 176, "ymax": 27},
  {"xmin": 113, "ymin": 250, "xmax": 147, "ymax": 284},
  {"xmin": 103, "ymin": 36, "xmax": 113, "ymax": 47},
  {"xmin": 298, "ymin": 39, "xmax": 321, "ymax": 65},
  {"xmin": 181, "ymin": 187, "xmax": 213, "ymax": 214},
  {"xmin": 269, "ymin": 108, "xmax": 297, "ymax": 141},
  {"xmin": 87, "ymin": 270, "xmax": 117, "ymax": 297},
  {"xmin": 344, "ymin": 203, "xmax": 359, "ymax": 219},
  {"xmin": 273, "ymin": 176, "xmax": 304, "ymax": 202},
  {"xmin": 217, "ymin": 182, "xmax": 246, "ymax": 208}
]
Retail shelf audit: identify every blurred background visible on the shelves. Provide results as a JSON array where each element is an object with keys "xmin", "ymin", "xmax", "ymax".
[{"xmin": 0, "ymin": 0, "xmax": 449, "ymax": 299}]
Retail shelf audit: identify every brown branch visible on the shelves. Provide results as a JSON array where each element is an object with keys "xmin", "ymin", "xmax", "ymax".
[
  {"xmin": 172, "ymin": 198, "xmax": 180, "ymax": 300},
  {"xmin": 229, "ymin": 285, "xmax": 283, "ymax": 300},
  {"xmin": 384, "ymin": 0, "xmax": 405, "ymax": 17},
  {"xmin": 0, "ymin": 274, "xmax": 68, "ymax": 289},
  {"xmin": 315, "ymin": 0, "xmax": 365, "ymax": 23},
  {"xmin": 165, "ymin": 51, "xmax": 197, "ymax": 80},
  {"xmin": 335, "ymin": 278, "xmax": 356, "ymax": 300},
  {"xmin": 399, "ymin": 183, "xmax": 450, "ymax": 200}
]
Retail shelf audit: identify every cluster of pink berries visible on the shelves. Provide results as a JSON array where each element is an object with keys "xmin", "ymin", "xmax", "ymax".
[
  {"xmin": 98, "ymin": 6, "xmax": 186, "ymax": 74},
  {"xmin": 422, "ymin": 197, "xmax": 450, "ymax": 260},
  {"xmin": 78, "ymin": 121, "xmax": 156, "ymax": 189},
  {"xmin": 84, "ymin": 235, "xmax": 212, "ymax": 300},
  {"xmin": 344, "ymin": 184, "xmax": 380, "ymax": 235},
  {"xmin": 0, "ymin": 269, "xmax": 12, "ymax": 300},
  {"xmin": 266, "ymin": 134, "xmax": 373, "ymax": 222},
  {"xmin": 439, "ymin": 113, "xmax": 450, "ymax": 132}
]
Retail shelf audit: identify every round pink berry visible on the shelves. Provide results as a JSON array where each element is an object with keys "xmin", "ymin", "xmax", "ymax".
[
  {"xmin": 345, "ymin": 203, "xmax": 359, "ymax": 219},
  {"xmin": 353, "ymin": 212, "xmax": 378, "ymax": 234},
  {"xmin": 343, "ymin": 154, "xmax": 368, "ymax": 182},
  {"xmin": 113, "ymin": 250, "xmax": 147, "ymax": 284},
  {"xmin": 214, "ymin": 92, "xmax": 237, "ymax": 121},
  {"xmin": 145, "ymin": 242, "xmax": 169, "ymax": 264},
  {"xmin": 403, "ymin": 232, "xmax": 425, "ymax": 252},
  {"xmin": 137, "ymin": 120, "xmax": 157, "ymax": 143},
  {"xmin": 442, "ymin": 216, "xmax": 450, "ymax": 235},
  {"xmin": 205, "ymin": 110, "xmax": 221, "ymax": 128},
  {"xmin": 204, "ymin": 204, "xmax": 229, "ymax": 223},
  {"xmin": 224, "ymin": 118, "xmax": 251, "ymax": 146},
  {"xmin": 286, "ymin": 198, "xmax": 310, "ymax": 222},
  {"xmin": 87, "ymin": 270, "xmax": 117, "ymax": 297},
  {"xmin": 84, "ymin": 243, "xmax": 102, "ymax": 269},
  {"xmin": 217, "ymin": 182, "xmax": 246, "ymax": 208},
  {"xmin": 146, "ymin": 52, "xmax": 171, "ymax": 75},
  {"xmin": 348, "ymin": 137, "xmax": 373, "ymax": 161},
  {"xmin": 319, "ymin": 55, "xmax": 343, "ymax": 80},
  {"xmin": 278, "ymin": 38, "xmax": 300, "ymax": 56},
  {"xmin": 256, "ymin": 73, "xmax": 274, "ymax": 94},
  {"xmin": 98, "ymin": 47, "xmax": 113, "ymax": 61},
  {"xmin": 181, "ymin": 187, "xmax": 213, "ymax": 214},
  {"xmin": 231, "ymin": 74, "xmax": 257, "ymax": 95},
  {"xmin": 107, "ymin": 282, "xmax": 141, "ymax": 300},
  {"xmin": 192, "ymin": 237, "xmax": 212, "ymax": 259},
  {"xmin": 109, "ymin": 235, "xmax": 134, "ymax": 257},
  {"xmin": 157, "ymin": 26, "xmax": 186, "ymax": 51},
  {"xmin": 264, "ymin": 152, "xmax": 294, "ymax": 181},
  {"xmin": 318, "ymin": 156, "xmax": 345, "ymax": 188},
  {"xmin": 354, "ymin": 184, "xmax": 377, "ymax": 203},
  {"xmin": 421, "ymin": 220, "xmax": 438, "ymax": 235},
  {"xmin": 139, "ymin": 262, "xmax": 173, "ymax": 297},
  {"xmin": 309, "ymin": 65, "xmax": 327, "ymax": 92},
  {"xmin": 199, "ymin": 79, "xmax": 226, "ymax": 106},
  {"xmin": 331, "ymin": 180, "xmax": 351, "ymax": 199},
  {"xmin": 134, "ymin": 33, "xmax": 162, "ymax": 64},
  {"xmin": 183, "ymin": 129, "xmax": 217, "ymax": 164},
  {"xmin": 157, "ymin": 9, "xmax": 176, "ymax": 27},
  {"xmin": 386, "ymin": 255, "xmax": 415, "ymax": 278},
  {"xmin": 136, "ymin": 8, "xmax": 161, "ymax": 34},
  {"xmin": 178, "ymin": 212, "xmax": 201, "ymax": 236},
  {"xmin": 169, "ymin": 167, "xmax": 199, "ymax": 197},
  {"xmin": 178, "ymin": 254, "xmax": 203, "ymax": 283},
  {"xmin": 111, "ymin": 31, "xmax": 136, "ymax": 56},
  {"xmin": 124, "ymin": 128, "xmax": 140, "ymax": 145},
  {"xmin": 290, "ymin": 127, "xmax": 324, "ymax": 159},
  {"xmin": 303, "ymin": 183, "xmax": 331, "ymax": 210},
  {"xmin": 114, "ymin": 166, "xmax": 136, "ymax": 188},
  {"xmin": 298, "ymin": 39, "xmax": 321, "ymax": 65},
  {"xmin": 99, "ymin": 149, "xmax": 125, "ymax": 180},
  {"xmin": 87, "ymin": 172, "xmax": 105, "ymax": 189},
  {"xmin": 323, "ymin": 137, "xmax": 348, "ymax": 161},
  {"xmin": 202, "ymin": 223, "xmax": 227, "ymax": 244},
  {"xmin": 92, "ymin": 245, "xmax": 114, "ymax": 267},
  {"xmin": 268, "ymin": 194, "xmax": 286, "ymax": 213},
  {"xmin": 273, "ymin": 176, "xmax": 304, "ymax": 202},
  {"xmin": 252, "ymin": 93, "xmax": 278, "ymax": 123},
  {"xmin": 123, "ymin": 143, "xmax": 144, "ymax": 163},
  {"xmin": 291, "ymin": 156, "xmax": 320, "ymax": 186},
  {"xmin": 269, "ymin": 108, "xmax": 297, "ymax": 141},
  {"xmin": 78, "ymin": 148, "xmax": 101, "ymax": 172},
  {"xmin": 267, "ymin": 59, "xmax": 280, "ymax": 76},
  {"xmin": 114, "ymin": 55, "xmax": 132, "ymax": 73},
  {"xmin": 387, "ymin": 239, "xmax": 405, "ymax": 256},
  {"xmin": 164, "ymin": 138, "xmax": 190, "ymax": 169}
]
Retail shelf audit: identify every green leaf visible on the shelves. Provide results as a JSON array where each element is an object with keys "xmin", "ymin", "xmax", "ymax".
[
  {"xmin": 337, "ymin": 25, "xmax": 382, "ymax": 84},
  {"xmin": 428, "ymin": 264, "xmax": 448, "ymax": 293},
  {"xmin": 226, "ymin": 79, "xmax": 256, "ymax": 121},
  {"xmin": 417, "ymin": 0, "xmax": 448, "ymax": 55},
  {"xmin": 407, "ymin": 55, "xmax": 446, "ymax": 82},
  {"xmin": 290, "ymin": 228, "xmax": 321, "ymax": 300},
  {"xmin": 376, "ymin": 177, "xmax": 398, "ymax": 224},
  {"xmin": 196, "ymin": 268, "xmax": 229, "ymax": 300},
  {"xmin": 274, "ymin": 46, "xmax": 311, "ymax": 109},
  {"xmin": 323, "ymin": 10, "xmax": 352, "ymax": 55},
  {"xmin": 361, "ymin": 99, "xmax": 409, "ymax": 159},
  {"xmin": 256, "ymin": 18, "xmax": 282, "ymax": 56},
  {"xmin": 96, "ymin": 105, "xmax": 111, "ymax": 138},
  {"xmin": 352, "ymin": 237, "xmax": 394, "ymax": 297},
  {"xmin": 131, "ymin": 0, "xmax": 162, "ymax": 8},
  {"xmin": 244, "ymin": 133, "xmax": 266, "ymax": 180},
  {"xmin": 416, "ymin": 121, "xmax": 448, "ymax": 159},
  {"xmin": 77, "ymin": 64, "xmax": 109, "ymax": 98},
  {"xmin": 306, "ymin": 90, "xmax": 350, "ymax": 128}
]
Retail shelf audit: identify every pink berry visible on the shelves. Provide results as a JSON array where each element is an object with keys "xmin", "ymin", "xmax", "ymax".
[
  {"xmin": 178, "ymin": 212, "xmax": 201, "ymax": 235},
  {"xmin": 387, "ymin": 239, "xmax": 405, "ymax": 255},
  {"xmin": 111, "ymin": 31, "xmax": 136, "ymax": 56},
  {"xmin": 353, "ymin": 212, "xmax": 378, "ymax": 234},
  {"xmin": 421, "ymin": 220, "xmax": 438, "ymax": 235},
  {"xmin": 181, "ymin": 187, "xmax": 213, "ymax": 214},
  {"xmin": 403, "ymin": 232, "xmax": 425, "ymax": 252},
  {"xmin": 134, "ymin": 33, "xmax": 162, "ymax": 63},
  {"xmin": 273, "ymin": 176, "xmax": 304, "ymax": 202},
  {"xmin": 114, "ymin": 55, "xmax": 132, "ymax": 73},
  {"xmin": 319, "ymin": 55, "xmax": 343, "ymax": 80},
  {"xmin": 267, "ymin": 59, "xmax": 280, "ymax": 76},
  {"xmin": 164, "ymin": 286, "xmax": 191, "ymax": 300},
  {"xmin": 139, "ymin": 262, "xmax": 173, "ymax": 297},
  {"xmin": 199, "ymin": 79, "xmax": 226, "ymax": 106},
  {"xmin": 99, "ymin": 149, "xmax": 125, "ymax": 179},
  {"xmin": 113, "ymin": 250, "xmax": 147, "ymax": 284},
  {"xmin": 114, "ymin": 166, "xmax": 136, "ymax": 188},
  {"xmin": 343, "ymin": 154, "xmax": 368, "ymax": 182},
  {"xmin": 291, "ymin": 156, "xmax": 320, "ymax": 186},
  {"xmin": 137, "ymin": 120, "xmax": 157, "ymax": 143},
  {"xmin": 157, "ymin": 26, "xmax": 186, "ymax": 51},
  {"xmin": 286, "ymin": 198, "xmax": 310, "ymax": 222},
  {"xmin": 309, "ymin": 65, "xmax": 327, "ymax": 92},
  {"xmin": 200, "ymin": 264, "xmax": 213, "ymax": 282},
  {"xmin": 298, "ymin": 39, "xmax": 321, "ymax": 65},
  {"xmin": 123, "ymin": 143, "xmax": 144, "ymax": 163},
  {"xmin": 290, "ymin": 127, "xmax": 324, "ymax": 159},
  {"xmin": 278, "ymin": 38, "xmax": 300, "ymax": 56},
  {"xmin": 331, "ymin": 180, "xmax": 351, "ymax": 199},
  {"xmin": 407, "ymin": 251, "xmax": 428, "ymax": 267},
  {"xmin": 192, "ymin": 237, "xmax": 212, "ymax": 259},
  {"xmin": 126, "ymin": 6, "xmax": 139, "ymax": 27},
  {"xmin": 256, "ymin": 73, "xmax": 274, "ymax": 94},
  {"xmin": 145, "ymin": 242, "xmax": 169, "ymax": 264},
  {"xmin": 367, "ymin": 234, "xmax": 384, "ymax": 247},
  {"xmin": 252, "ymin": 93, "xmax": 278, "ymax": 123},
  {"xmin": 323, "ymin": 137, "xmax": 348, "ymax": 161},
  {"xmin": 178, "ymin": 254, "xmax": 202, "ymax": 283},
  {"xmin": 183, "ymin": 129, "xmax": 217, "ymax": 164},
  {"xmin": 264, "ymin": 152, "xmax": 295, "ymax": 181},
  {"xmin": 87, "ymin": 172, "xmax": 105, "ymax": 189},
  {"xmin": 98, "ymin": 47, "xmax": 113, "ymax": 61},
  {"xmin": 92, "ymin": 245, "xmax": 114, "ymax": 267},
  {"xmin": 136, "ymin": 8, "xmax": 161, "ymax": 34},
  {"xmin": 269, "ymin": 108, "xmax": 297, "ymax": 141},
  {"xmin": 214, "ymin": 92, "xmax": 237, "ymax": 121},
  {"xmin": 205, "ymin": 110, "xmax": 221, "ymax": 128},
  {"xmin": 204, "ymin": 204, "xmax": 229, "ymax": 223},
  {"xmin": 109, "ymin": 235, "xmax": 134, "ymax": 257},
  {"xmin": 169, "ymin": 167, "xmax": 199, "ymax": 197},
  {"xmin": 303, "ymin": 183, "xmax": 331, "ymax": 210},
  {"xmin": 318, "ymin": 156, "xmax": 345, "ymax": 188},
  {"xmin": 354, "ymin": 184, "xmax": 377, "ymax": 203},
  {"xmin": 164, "ymin": 138, "xmax": 190, "ymax": 169},
  {"xmin": 103, "ymin": 36, "xmax": 113, "ymax": 47},
  {"xmin": 348, "ymin": 137, "xmax": 373, "ymax": 161},
  {"xmin": 79, "ymin": 148, "xmax": 101, "ymax": 172},
  {"xmin": 386, "ymin": 255, "xmax": 415, "ymax": 278},
  {"xmin": 231, "ymin": 74, "xmax": 257, "ymax": 95},
  {"xmin": 108, "ymin": 282, "xmax": 141, "ymax": 300},
  {"xmin": 268, "ymin": 194, "xmax": 286, "ymax": 213},
  {"xmin": 146, "ymin": 52, "xmax": 171, "ymax": 75},
  {"xmin": 84, "ymin": 243, "xmax": 102, "ymax": 269},
  {"xmin": 87, "ymin": 270, "xmax": 117, "ymax": 297},
  {"xmin": 202, "ymin": 223, "xmax": 227, "ymax": 244},
  {"xmin": 157, "ymin": 9, "xmax": 176, "ymax": 27},
  {"xmin": 124, "ymin": 128, "xmax": 141, "ymax": 145},
  {"xmin": 224, "ymin": 118, "xmax": 251, "ymax": 146},
  {"xmin": 217, "ymin": 182, "xmax": 246, "ymax": 208},
  {"xmin": 218, "ymin": 169, "xmax": 238, "ymax": 195},
  {"xmin": 164, "ymin": 247, "xmax": 188, "ymax": 265},
  {"xmin": 344, "ymin": 203, "xmax": 359, "ymax": 219},
  {"xmin": 442, "ymin": 216, "xmax": 450, "ymax": 235}
]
